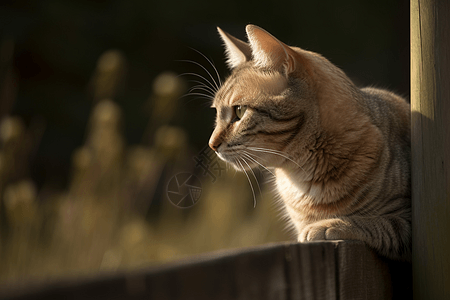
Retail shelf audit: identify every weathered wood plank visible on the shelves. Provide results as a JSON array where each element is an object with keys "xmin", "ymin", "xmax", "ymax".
[
  {"xmin": 338, "ymin": 241, "xmax": 391, "ymax": 299},
  {"xmin": 0, "ymin": 241, "xmax": 411, "ymax": 300},
  {"xmin": 411, "ymin": 0, "xmax": 450, "ymax": 299},
  {"xmin": 292, "ymin": 241, "xmax": 337, "ymax": 299},
  {"xmin": 337, "ymin": 240, "xmax": 412, "ymax": 299}
]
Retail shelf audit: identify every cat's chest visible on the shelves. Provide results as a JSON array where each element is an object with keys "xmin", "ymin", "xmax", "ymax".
[{"xmin": 275, "ymin": 169, "xmax": 310, "ymax": 206}]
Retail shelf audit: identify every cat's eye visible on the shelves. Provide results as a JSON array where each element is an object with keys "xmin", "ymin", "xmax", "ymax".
[{"xmin": 235, "ymin": 105, "xmax": 247, "ymax": 120}]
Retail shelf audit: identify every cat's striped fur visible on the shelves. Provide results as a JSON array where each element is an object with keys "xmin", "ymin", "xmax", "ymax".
[{"xmin": 209, "ymin": 25, "xmax": 411, "ymax": 261}]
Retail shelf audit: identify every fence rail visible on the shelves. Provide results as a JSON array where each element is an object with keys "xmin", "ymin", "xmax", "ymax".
[{"xmin": 1, "ymin": 241, "xmax": 411, "ymax": 300}]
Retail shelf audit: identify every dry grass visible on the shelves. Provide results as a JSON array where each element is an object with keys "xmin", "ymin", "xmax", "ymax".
[{"xmin": 0, "ymin": 50, "xmax": 291, "ymax": 285}]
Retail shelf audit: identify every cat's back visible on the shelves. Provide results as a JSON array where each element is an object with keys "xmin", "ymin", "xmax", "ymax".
[
  {"xmin": 359, "ymin": 87, "xmax": 410, "ymax": 146},
  {"xmin": 359, "ymin": 87, "xmax": 410, "ymax": 202}
]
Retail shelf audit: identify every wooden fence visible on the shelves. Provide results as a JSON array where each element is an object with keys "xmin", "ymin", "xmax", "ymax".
[
  {"xmin": 2, "ymin": 0, "xmax": 449, "ymax": 299},
  {"xmin": 1, "ymin": 241, "xmax": 411, "ymax": 300}
]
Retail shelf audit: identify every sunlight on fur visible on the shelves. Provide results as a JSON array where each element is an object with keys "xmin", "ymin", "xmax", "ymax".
[{"xmin": 210, "ymin": 25, "xmax": 411, "ymax": 261}]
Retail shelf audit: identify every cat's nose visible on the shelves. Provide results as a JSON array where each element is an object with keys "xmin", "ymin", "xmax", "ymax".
[
  {"xmin": 209, "ymin": 129, "xmax": 223, "ymax": 151},
  {"xmin": 209, "ymin": 140, "xmax": 222, "ymax": 152}
]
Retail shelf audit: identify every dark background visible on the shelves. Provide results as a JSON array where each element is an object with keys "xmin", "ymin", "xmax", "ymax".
[
  {"xmin": 1, "ymin": 0, "xmax": 409, "ymax": 192},
  {"xmin": 0, "ymin": 0, "xmax": 411, "ymax": 284}
]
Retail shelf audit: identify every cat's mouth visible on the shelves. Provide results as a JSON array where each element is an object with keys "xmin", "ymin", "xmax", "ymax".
[
  {"xmin": 215, "ymin": 150, "xmax": 236, "ymax": 164},
  {"xmin": 215, "ymin": 150, "xmax": 258, "ymax": 171},
  {"xmin": 215, "ymin": 151, "xmax": 227, "ymax": 162}
]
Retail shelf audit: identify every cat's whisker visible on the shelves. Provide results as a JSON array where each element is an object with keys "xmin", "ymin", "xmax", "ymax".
[
  {"xmin": 245, "ymin": 151, "xmax": 276, "ymax": 175},
  {"xmin": 241, "ymin": 156, "xmax": 262, "ymax": 199},
  {"xmin": 179, "ymin": 92, "xmax": 214, "ymax": 100},
  {"xmin": 178, "ymin": 72, "xmax": 217, "ymax": 93},
  {"xmin": 188, "ymin": 80, "xmax": 217, "ymax": 96},
  {"xmin": 189, "ymin": 86, "xmax": 216, "ymax": 98},
  {"xmin": 189, "ymin": 86, "xmax": 214, "ymax": 97},
  {"xmin": 236, "ymin": 158, "xmax": 257, "ymax": 208},
  {"xmin": 242, "ymin": 151, "xmax": 276, "ymax": 178},
  {"xmin": 189, "ymin": 47, "xmax": 223, "ymax": 87},
  {"xmin": 249, "ymin": 146, "xmax": 294, "ymax": 156},
  {"xmin": 178, "ymin": 93, "xmax": 214, "ymax": 106},
  {"xmin": 232, "ymin": 160, "xmax": 238, "ymax": 178},
  {"xmin": 248, "ymin": 147, "xmax": 306, "ymax": 173},
  {"xmin": 178, "ymin": 60, "xmax": 220, "ymax": 92}
]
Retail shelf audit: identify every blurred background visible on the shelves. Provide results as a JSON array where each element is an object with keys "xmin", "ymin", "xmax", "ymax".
[{"xmin": 0, "ymin": 0, "xmax": 409, "ymax": 286}]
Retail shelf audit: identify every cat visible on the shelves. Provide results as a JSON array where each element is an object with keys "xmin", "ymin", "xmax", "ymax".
[{"xmin": 207, "ymin": 25, "xmax": 411, "ymax": 261}]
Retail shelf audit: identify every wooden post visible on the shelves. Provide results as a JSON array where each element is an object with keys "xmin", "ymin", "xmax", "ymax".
[{"xmin": 411, "ymin": 0, "xmax": 450, "ymax": 299}]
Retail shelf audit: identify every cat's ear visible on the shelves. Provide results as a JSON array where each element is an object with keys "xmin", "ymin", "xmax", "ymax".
[
  {"xmin": 246, "ymin": 25, "xmax": 296, "ymax": 74},
  {"xmin": 217, "ymin": 27, "xmax": 252, "ymax": 69}
]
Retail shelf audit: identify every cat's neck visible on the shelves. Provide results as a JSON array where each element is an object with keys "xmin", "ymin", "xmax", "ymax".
[{"xmin": 275, "ymin": 120, "xmax": 383, "ymax": 215}]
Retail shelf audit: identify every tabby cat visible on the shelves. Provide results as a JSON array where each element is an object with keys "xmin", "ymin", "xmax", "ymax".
[{"xmin": 208, "ymin": 25, "xmax": 411, "ymax": 261}]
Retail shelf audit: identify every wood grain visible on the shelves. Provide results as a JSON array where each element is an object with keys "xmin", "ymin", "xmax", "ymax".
[
  {"xmin": 1, "ymin": 241, "xmax": 411, "ymax": 300},
  {"xmin": 411, "ymin": 0, "xmax": 450, "ymax": 299}
]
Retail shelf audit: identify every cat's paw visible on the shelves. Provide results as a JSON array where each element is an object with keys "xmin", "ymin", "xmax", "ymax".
[{"xmin": 298, "ymin": 219, "xmax": 355, "ymax": 242}]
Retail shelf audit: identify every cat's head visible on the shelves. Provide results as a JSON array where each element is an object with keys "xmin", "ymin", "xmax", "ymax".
[{"xmin": 209, "ymin": 25, "xmax": 353, "ymax": 171}]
